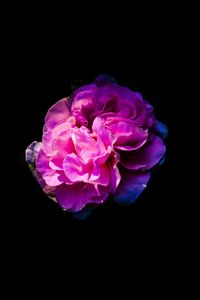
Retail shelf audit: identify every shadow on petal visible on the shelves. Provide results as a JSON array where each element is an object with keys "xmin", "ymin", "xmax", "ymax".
[{"xmin": 113, "ymin": 170, "xmax": 150, "ymax": 205}]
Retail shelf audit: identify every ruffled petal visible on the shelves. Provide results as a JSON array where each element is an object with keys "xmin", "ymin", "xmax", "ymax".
[
  {"xmin": 71, "ymin": 84, "xmax": 97, "ymax": 126},
  {"xmin": 36, "ymin": 149, "xmax": 66, "ymax": 186},
  {"xmin": 63, "ymin": 153, "xmax": 90, "ymax": 183}
]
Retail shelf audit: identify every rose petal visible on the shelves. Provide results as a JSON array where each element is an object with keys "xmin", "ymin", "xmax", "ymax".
[
  {"xmin": 107, "ymin": 120, "xmax": 148, "ymax": 150},
  {"xmin": 152, "ymin": 121, "xmax": 168, "ymax": 139},
  {"xmin": 42, "ymin": 117, "xmax": 76, "ymax": 155},
  {"xmin": 36, "ymin": 149, "xmax": 66, "ymax": 186},
  {"xmin": 55, "ymin": 182, "xmax": 108, "ymax": 212},
  {"xmin": 63, "ymin": 153, "xmax": 90, "ymax": 183},
  {"xmin": 71, "ymin": 126, "xmax": 97, "ymax": 160},
  {"xmin": 113, "ymin": 170, "xmax": 150, "ymax": 205},
  {"xmin": 71, "ymin": 84, "xmax": 97, "ymax": 126},
  {"xmin": 72, "ymin": 206, "xmax": 96, "ymax": 220},
  {"xmin": 44, "ymin": 98, "xmax": 71, "ymax": 130},
  {"xmin": 120, "ymin": 136, "xmax": 166, "ymax": 170}
]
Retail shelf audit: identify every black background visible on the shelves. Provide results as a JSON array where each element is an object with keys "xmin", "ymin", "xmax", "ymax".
[{"xmin": 6, "ymin": 10, "xmax": 199, "ymax": 293}]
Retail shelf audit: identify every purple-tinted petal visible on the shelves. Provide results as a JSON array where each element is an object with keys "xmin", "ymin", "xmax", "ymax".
[
  {"xmin": 113, "ymin": 171, "xmax": 150, "ymax": 205},
  {"xmin": 106, "ymin": 120, "xmax": 148, "ymax": 150},
  {"xmin": 44, "ymin": 98, "xmax": 71, "ymax": 130},
  {"xmin": 71, "ymin": 84, "xmax": 97, "ymax": 125},
  {"xmin": 36, "ymin": 148, "xmax": 51, "ymax": 173},
  {"xmin": 55, "ymin": 182, "xmax": 108, "ymax": 212},
  {"xmin": 121, "ymin": 136, "xmax": 166, "ymax": 170}
]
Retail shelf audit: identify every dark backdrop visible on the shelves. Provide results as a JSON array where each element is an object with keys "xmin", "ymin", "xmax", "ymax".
[
  {"xmin": 7, "ymin": 21, "xmax": 198, "ymax": 293},
  {"xmin": 12, "ymin": 54, "xmax": 183, "ymax": 242}
]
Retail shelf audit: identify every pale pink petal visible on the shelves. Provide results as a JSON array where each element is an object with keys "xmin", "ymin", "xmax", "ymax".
[{"xmin": 63, "ymin": 153, "xmax": 91, "ymax": 183}]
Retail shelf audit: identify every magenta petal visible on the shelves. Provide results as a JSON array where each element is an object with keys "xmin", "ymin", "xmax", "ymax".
[
  {"xmin": 55, "ymin": 182, "xmax": 108, "ymax": 212},
  {"xmin": 71, "ymin": 84, "xmax": 97, "ymax": 125},
  {"xmin": 63, "ymin": 153, "xmax": 90, "ymax": 183},
  {"xmin": 113, "ymin": 171, "xmax": 150, "ymax": 205},
  {"xmin": 36, "ymin": 149, "xmax": 66, "ymax": 186},
  {"xmin": 44, "ymin": 98, "xmax": 71, "ymax": 130},
  {"xmin": 121, "ymin": 136, "xmax": 166, "ymax": 170},
  {"xmin": 92, "ymin": 164, "xmax": 111, "ymax": 186},
  {"xmin": 42, "ymin": 171, "xmax": 66, "ymax": 186},
  {"xmin": 109, "ymin": 122, "xmax": 148, "ymax": 150},
  {"xmin": 36, "ymin": 148, "xmax": 51, "ymax": 173}
]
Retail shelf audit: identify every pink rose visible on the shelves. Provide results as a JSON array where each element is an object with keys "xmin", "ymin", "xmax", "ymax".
[{"xmin": 26, "ymin": 75, "xmax": 167, "ymax": 218}]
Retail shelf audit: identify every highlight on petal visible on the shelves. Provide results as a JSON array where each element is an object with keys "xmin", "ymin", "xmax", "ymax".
[
  {"xmin": 113, "ymin": 170, "xmax": 150, "ymax": 205},
  {"xmin": 63, "ymin": 153, "xmax": 90, "ymax": 183},
  {"xmin": 105, "ymin": 118, "xmax": 148, "ymax": 150}
]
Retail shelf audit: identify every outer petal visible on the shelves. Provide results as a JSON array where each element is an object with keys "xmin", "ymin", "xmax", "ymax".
[
  {"xmin": 152, "ymin": 120, "xmax": 168, "ymax": 139},
  {"xmin": 55, "ymin": 182, "xmax": 109, "ymax": 212},
  {"xmin": 120, "ymin": 136, "xmax": 166, "ymax": 170},
  {"xmin": 44, "ymin": 98, "xmax": 71, "ymax": 131},
  {"xmin": 26, "ymin": 141, "xmax": 56, "ymax": 195},
  {"xmin": 36, "ymin": 149, "xmax": 66, "ymax": 186},
  {"xmin": 113, "ymin": 170, "xmax": 150, "ymax": 205}
]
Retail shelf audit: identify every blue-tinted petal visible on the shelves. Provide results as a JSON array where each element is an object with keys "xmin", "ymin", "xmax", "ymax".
[
  {"xmin": 113, "ymin": 171, "xmax": 150, "ymax": 205},
  {"xmin": 153, "ymin": 121, "xmax": 168, "ymax": 139},
  {"xmin": 158, "ymin": 155, "xmax": 166, "ymax": 165},
  {"xmin": 72, "ymin": 206, "xmax": 95, "ymax": 220},
  {"xmin": 94, "ymin": 74, "xmax": 117, "ymax": 87}
]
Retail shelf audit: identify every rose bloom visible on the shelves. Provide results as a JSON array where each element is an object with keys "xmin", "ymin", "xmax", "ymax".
[{"xmin": 26, "ymin": 75, "xmax": 167, "ymax": 218}]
